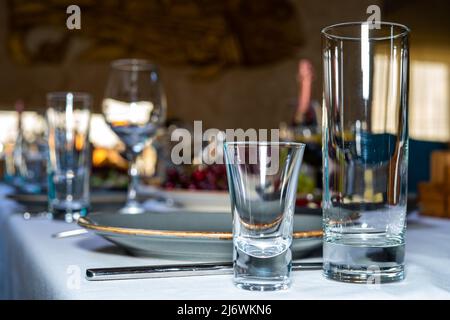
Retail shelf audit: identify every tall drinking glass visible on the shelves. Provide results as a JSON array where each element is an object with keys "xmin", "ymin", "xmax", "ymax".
[
  {"xmin": 103, "ymin": 59, "xmax": 166, "ymax": 214},
  {"xmin": 322, "ymin": 22, "xmax": 409, "ymax": 283},
  {"xmin": 224, "ymin": 142, "xmax": 305, "ymax": 291},
  {"xmin": 47, "ymin": 92, "xmax": 91, "ymax": 223}
]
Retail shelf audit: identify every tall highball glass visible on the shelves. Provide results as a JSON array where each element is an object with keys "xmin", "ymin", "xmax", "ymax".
[
  {"xmin": 47, "ymin": 92, "xmax": 91, "ymax": 223},
  {"xmin": 322, "ymin": 22, "xmax": 409, "ymax": 283},
  {"xmin": 224, "ymin": 142, "xmax": 305, "ymax": 291}
]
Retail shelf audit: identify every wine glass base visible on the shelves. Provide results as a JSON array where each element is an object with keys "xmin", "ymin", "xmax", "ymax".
[{"xmin": 119, "ymin": 202, "xmax": 145, "ymax": 214}]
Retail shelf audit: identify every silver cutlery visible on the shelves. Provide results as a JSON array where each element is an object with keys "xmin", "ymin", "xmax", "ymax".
[
  {"xmin": 86, "ymin": 261, "xmax": 323, "ymax": 281},
  {"xmin": 52, "ymin": 228, "xmax": 89, "ymax": 239}
]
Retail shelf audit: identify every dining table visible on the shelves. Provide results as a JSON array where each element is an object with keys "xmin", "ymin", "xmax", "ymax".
[{"xmin": 0, "ymin": 183, "xmax": 449, "ymax": 300}]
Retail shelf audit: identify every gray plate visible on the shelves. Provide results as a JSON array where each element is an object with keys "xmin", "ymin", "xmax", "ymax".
[
  {"xmin": 78, "ymin": 211, "xmax": 323, "ymax": 260},
  {"xmin": 7, "ymin": 192, "xmax": 127, "ymax": 205}
]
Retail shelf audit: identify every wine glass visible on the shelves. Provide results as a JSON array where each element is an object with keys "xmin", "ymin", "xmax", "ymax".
[{"xmin": 102, "ymin": 59, "xmax": 166, "ymax": 214}]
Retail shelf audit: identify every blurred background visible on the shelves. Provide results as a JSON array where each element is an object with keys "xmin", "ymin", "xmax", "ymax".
[{"xmin": 0, "ymin": 0, "xmax": 449, "ymax": 210}]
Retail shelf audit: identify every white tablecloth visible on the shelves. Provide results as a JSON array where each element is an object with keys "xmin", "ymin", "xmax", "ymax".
[{"xmin": 0, "ymin": 185, "xmax": 449, "ymax": 300}]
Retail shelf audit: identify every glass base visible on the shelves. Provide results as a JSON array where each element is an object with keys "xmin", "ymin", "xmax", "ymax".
[
  {"xmin": 49, "ymin": 201, "xmax": 88, "ymax": 223},
  {"xmin": 323, "ymin": 263, "xmax": 405, "ymax": 283},
  {"xmin": 323, "ymin": 239, "xmax": 405, "ymax": 284},
  {"xmin": 119, "ymin": 201, "xmax": 145, "ymax": 214},
  {"xmin": 233, "ymin": 246, "xmax": 292, "ymax": 291},
  {"xmin": 234, "ymin": 278, "xmax": 291, "ymax": 291},
  {"xmin": 50, "ymin": 207, "xmax": 88, "ymax": 223}
]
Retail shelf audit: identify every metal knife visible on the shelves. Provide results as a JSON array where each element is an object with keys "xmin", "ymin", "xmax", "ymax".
[
  {"xmin": 86, "ymin": 261, "xmax": 323, "ymax": 281},
  {"xmin": 52, "ymin": 228, "xmax": 89, "ymax": 239}
]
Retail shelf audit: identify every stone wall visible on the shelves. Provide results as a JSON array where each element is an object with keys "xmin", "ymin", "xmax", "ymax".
[{"xmin": 2, "ymin": 0, "xmax": 426, "ymax": 131}]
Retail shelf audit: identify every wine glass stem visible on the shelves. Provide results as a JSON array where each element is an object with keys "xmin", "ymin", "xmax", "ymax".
[{"xmin": 127, "ymin": 155, "xmax": 140, "ymax": 204}]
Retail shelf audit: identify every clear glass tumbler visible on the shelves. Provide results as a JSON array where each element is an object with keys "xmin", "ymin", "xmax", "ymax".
[
  {"xmin": 224, "ymin": 142, "xmax": 305, "ymax": 291},
  {"xmin": 322, "ymin": 22, "xmax": 409, "ymax": 283},
  {"xmin": 46, "ymin": 92, "xmax": 92, "ymax": 223}
]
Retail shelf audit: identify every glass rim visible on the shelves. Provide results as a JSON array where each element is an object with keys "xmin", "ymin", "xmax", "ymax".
[
  {"xmin": 224, "ymin": 141, "xmax": 306, "ymax": 149},
  {"xmin": 322, "ymin": 21, "xmax": 410, "ymax": 41},
  {"xmin": 111, "ymin": 58, "xmax": 156, "ymax": 71},
  {"xmin": 47, "ymin": 92, "xmax": 92, "ymax": 102}
]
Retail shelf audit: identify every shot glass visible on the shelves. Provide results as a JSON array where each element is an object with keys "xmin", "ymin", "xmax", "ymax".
[
  {"xmin": 224, "ymin": 141, "xmax": 305, "ymax": 291},
  {"xmin": 46, "ymin": 92, "xmax": 91, "ymax": 223}
]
